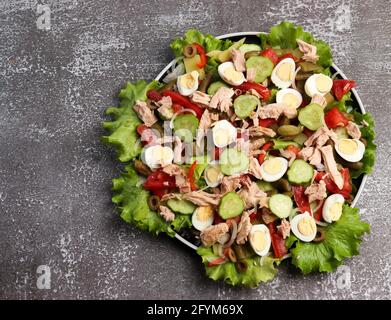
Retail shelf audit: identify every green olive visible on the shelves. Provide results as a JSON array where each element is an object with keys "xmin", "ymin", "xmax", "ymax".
[
  {"xmin": 235, "ymin": 261, "xmax": 248, "ymax": 273},
  {"xmin": 183, "ymin": 44, "xmax": 196, "ymax": 58},
  {"xmin": 147, "ymin": 195, "xmax": 160, "ymax": 211},
  {"xmin": 313, "ymin": 227, "xmax": 326, "ymax": 243},
  {"xmin": 225, "ymin": 247, "xmax": 237, "ymax": 263},
  {"xmin": 277, "ymin": 125, "xmax": 303, "ymax": 137}
]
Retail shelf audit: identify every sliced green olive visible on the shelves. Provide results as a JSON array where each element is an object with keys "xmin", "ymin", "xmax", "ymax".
[
  {"xmin": 225, "ymin": 247, "xmax": 237, "ymax": 263},
  {"xmin": 183, "ymin": 44, "xmax": 196, "ymax": 58},
  {"xmin": 277, "ymin": 125, "xmax": 303, "ymax": 137},
  {"xmin": 313, "ymin": 227, "xmax": 326, "ymax": 243},
  {"xmin": 147, "ymin": 195, "xmax": 160, "ymax": 211}
]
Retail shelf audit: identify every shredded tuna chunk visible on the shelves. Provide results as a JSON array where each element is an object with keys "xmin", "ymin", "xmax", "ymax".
[
  {"xmin": 320, "ymin": 145, "xmax": 344, "ymax": 189},
  {"xmin": 173, "ymin": 136, "xmax": 183, "ymax": 164},
  {"xmin": 159, "ymin": 205, "xmax": 175, "ymax": 222},
  {"xmin": 231, "ymin": 49, "xmax": 246, "ymax": 72},
  {"xmin": 236, "ymin": 210, "xmax": 252, "ymax": 244},
  {"xmin": 249, "ymin": 138, "xmax": 266, "ymax": 156},
  {"xmin": 157, "ymin": 96, "xmax": 173, "ymax": 119},
  {"xmin": 182, "ymin": 191, "xmax": 221, "ymax": 206},
  {"xmin": 346, "ymin": 121, "xmax": 362, "ymax": 139},
  {"xmin": 280, "ymin": 148, "xmax": 296, "ymax": 166},
  {"xmin": 161, "ymin": 193, "xmax": 178, "ymax": 201},
  {"xmin": 261, "ymin": 207, "xmax": 277, "ymax": 224},
  {"xmin": 209, "ymin": 87, "xmax": 235, "ymax": 113},
  {"xmin": 200, "ymin": 223, "xmax": 229, "ymax": 247},
  {"xmin": 249, "ymin": 126, "xmax": 276, "ymax": 138},
  {"xmin": 191, "ymin": 91, "xmax": 211, "ymax": 108},
  {"xmin": 297, "ymin": 39, "xmax": 319, "ymax": 63},
  {"xmin": 248, "ymin": 157, "xmax": 263, "ymax": 180},
  {"xmin": 305, "ymin": 180, "xmax": 327, "ymax": 203},
  {"xmin": 220, "ymin": 175, "xmax": 241, "ymax": 194},
  {"xmin": 238, "ymin": 182, "xmax": 268, "ymax": 209},
  {"xmin": 248, "ymin": 88, "xmax": 261, "ymax": 99},
  {"xmin": 309, "ymin": 147, "xmax": 322, "ymax": 167},
  {"xmin": 258, "ymin": 103, "xmax": 297, "ymax": 120},
  {"xmin": 246, "ymin": 68, "xmax": 256, "ymax": 82},
  {"xmin": 277, "ymin": 219, "xmax": 291, "ymax": 239},
  {"xmin": 311, "ymin": 94, "xmax": 327, "ymax": 109},
  {"xmin": 299, "ymin": 146, "xmax": 314, "ymax": 161},
  {"xmin": 304, "ymin": 126, "xmax": 338, "ymax": 148},
  {"xmin": 133, "ymin": 100, "xmax": 158, "ymax": 127},
  {"xmin": 162, "ymin": 164, "xmax": 191, "ymax": 193},
  {"xmin": 196, "ymin": 109, "xmax": 214, "ymax": 147}
]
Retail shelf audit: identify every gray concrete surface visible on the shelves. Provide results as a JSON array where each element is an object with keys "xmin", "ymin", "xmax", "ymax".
[{"xmin": 0, "ymin": 0, "xmax": 390, "ymax": 300}]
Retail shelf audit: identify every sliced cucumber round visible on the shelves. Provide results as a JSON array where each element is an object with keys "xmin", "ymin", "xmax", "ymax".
[
  {"xmin": 219, "ymin": 192, "xmax": 244, "ymax": 219},
  {"xmin": 167, "ymin": 199, "xmax": 196, "ymax": 215},
  {"xmin": 233, "ymin": 95, "xmax": 260, "ymax": 119},
  {"xmin": 269, "ymin": 194, "xmax": 293, "ymax": 219},
  {"xmin": 298, "ymin": 103, "xmax": 324, "ymax": 131},
  {"xmin": 287, "ymin": 159, "xmax": 314, "ymax": 185},
  {"xmin": 173, "ymin": 114, "xmax": 199, "ymax": 143},
  {"xmin": 207, "ymin": 81, "xmax": 228, "ymax": 95},
  {"xmin": 246, "ymin": 56, "xmax": 274, "ymax": 83},
  {"xmin": 219, "ymin": 148, "xmax": 249, "ymax": 176}
]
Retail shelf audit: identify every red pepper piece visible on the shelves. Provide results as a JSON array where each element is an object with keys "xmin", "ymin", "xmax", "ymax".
[
  {"xmin": 161, "ymin": 91, "xmax": 204, "ymax": 119},
  {"xmin": 208, "ymin": 256, "xmax": 226, "ymax": 267},
  {"xmin": 315, "ymin": 168, "xmax": 352, "ymax": 199},
  {"xmin": 147, "ymin": 89, "xmax": 162, "ymax": 102},
  {"xmin": 268, "ymin": 222, "xmax": 288, "ymax": 259},
  {"xmin": 259, "ymin": 118, "xmax": 277, "ymax": 128},
  {"xmin": 292, "ymin": 186, "xmax": 311, "ymax": 214},
  {"xmin": 258, "ymin": 141, "xmax": 274, "ymax": 165},
  {"xmin": 285, "ymin": 145, "xmax": 301, "ymax": 156},
  {"xmin": 172, "ymin": 103, "xmax": 183, "ymax": 114},
  {"xmin": 260, "ymin": 48, "xmax": 279, "ymax": 65},
  {"xmin": 324, "ymin": 107, "xmax": 350, "ymax": 129},
  {"xmin": 249, "ymin": 211, "xmax": 258, "ymax": 223},
  {"xmin": 136, "ymin": 124, "xmax": 155, "ymax": 145},
  {"xmin": 332, "ymin": 79, "xmax": 356, "ymax": 101},
  {"xmin": 233, "ymin": 82, "xmax": 271, "ymax": 101},
  {"xmin": 193, "ymin": 43, "xmax": 207, "ymax": 69},
  {"xmin": 214, "ymin": 214, "xmax": 224, "ymax": 225},
  {"xmin": 188, "ymin": 160, "xmax": 198, "ymax": 191}
]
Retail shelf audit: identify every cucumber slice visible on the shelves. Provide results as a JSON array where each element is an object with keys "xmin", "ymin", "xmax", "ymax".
[
  {"xmin": 334, "ymin": 126, "xmax": 349, "ymax": 140},
  {"xmin": 219, "ymin": 148, "xmax": 249, "ymax": 175},
  {"xmin": 239, "ymin": 44, "xmax": 262, "ymax": 54},
  {"xmin": 167, "ymin": 199, "xmax": 196, "ymax": 215},
  {"xmin": 287, "ymin": 159, "xmax": 314, "ymax": 185},
  {"xmin": 272, "ymin": 139, "xmax": 300, "ymax": 150},
  {"xmin": 233, "ymin": 95, "xmax": 260, "ymax": 119},
  {"xmin": 219, "ymin": 192, "xmax": 244, "ymax": 219},
  {"xmin": 207, "ymin": 81, "xmax": 228, "ymax": 95},
  {"xmin": 293, "ymin": 133, "xmax": 308, "ymax": 145},
  {"xmin": 298, "ymin": 103, "xmax": 324, "ymax": 131},
  {"xmin": 246, "ymin": 56, "xmax": 274, "ymax": 83},
  {"xmin": 173, "ymin": 114, "xmax": 199, "ymax": 143},
  {"xmin": 257, "ymin": 181, "xmax": 275, "ymax": 192},
  {"xmin": 269, "ymin": 194, "xmax": 293, "ymax": 219}
]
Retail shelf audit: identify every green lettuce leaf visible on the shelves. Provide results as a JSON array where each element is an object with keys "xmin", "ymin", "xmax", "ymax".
[
  {"xmin": 102, "ymin": 80, "xmax": 161, "ymax": 162},
  {"xmin": 260, "ymin": 21, "xmax": 333, "ymax": 68},
  {"xmin": 289, "ymin": 205, "xmax": 370, "ymax": 274},
  {"xmin": 327, "ymin": 92, "xmax": 352, "ymax": 112},
  {"xmin": 197, "ymin": 247, "xmax": 278, "ymax": 287},
  {"xmin": 112, "ymin": 165, "xmax": 192, "ymax": 237},
  {"xmin": 350, "ymin": 111, "xmax": 376, "ymax": 178},
  {"xmin": 170, "ymin": 29, "xmax": 232, "ymax": 57}
]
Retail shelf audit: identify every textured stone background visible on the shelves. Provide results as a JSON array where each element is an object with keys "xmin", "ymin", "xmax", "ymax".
[{"xmin": 0, "ymin": 0, "xmax": 390, "ymax": 300}]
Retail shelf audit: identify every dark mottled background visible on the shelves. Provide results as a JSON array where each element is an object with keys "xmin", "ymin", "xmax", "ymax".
[{"xmin": 0, "ymin": 0, "xmax": 390, "ymax": 299}]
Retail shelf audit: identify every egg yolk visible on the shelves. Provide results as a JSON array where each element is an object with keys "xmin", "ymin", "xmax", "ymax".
[
  {"xmin": 338, "ymin": 139, "xmax": 358, "ymax": 155},
  {"xmin": 179, "ymin": 71, "xmax": 197, "ymax": 89},
  {"xmin": 315, "ymin": 76, "xmax": 332, "ymax": 93},
  {"xmin": 276, "ymin": 62, "xmax": 292, "ymax": 82},
  {"xmin": 328, "ymin": 202, "xmax": 343, "ymax": 221},
  {"xmin": 282, "ymin": 93, "xmax": 299, "ymax": 109},
  {"xmin": 205, "ymin": 165, "xmax": 221, "ymax": 183},
  {"xmin": 251, "ymin": 231, "xmax": 266, "ymax": 252},
  {"xmin": 197, "ymin": 206, "xmax": 213, "ymax": 221},
  {"xmin": 223, "ymin": 66, "xmax": 243, "ymax": 83},
  {"xmin": 263, "ymin": 158, "xmax": 283, "ymax": 175},
  {"xmin": 298, "ymin": 217, "xmax": 316, "ymax": 236}
]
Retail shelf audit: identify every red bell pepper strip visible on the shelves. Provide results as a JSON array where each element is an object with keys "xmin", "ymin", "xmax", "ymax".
[
  {"xmin": 324, "ymin": 107, "xmax": 349, "ymax": 129},
  {"xmin": 278, "ymin": 53, "xmax": 299, "ymax": 63},
  {"xmin": 260, "ymin": 48, "xmax": 279, "ymax": 65},
  {"xmin": 208, "ymin": 256, "xmax": 227, "ymax": 267},
  {"xmin": 172, "ymin": 103, "xmax": 183, "ymax": 114},
  {"xmin": 315, "ymin": 168, "xmax": 352, "ymax": 198},
  {"xmin": 259, "ymin": 118, "xmax": 277, "ymax": 128},
  {"xmin": 268, "ymin": 222, "xmax": 288, "ymax": 259},
  {"xmin": 136, "ymin": 124, "xmax": 148, "ymax": 136},
  {"xmin": 147, "ymin": 89, "xmax": 162, "ymax": 102},
  {"xmin": 193, "ymin": 43, "xmax": 207, "ymax": 69},
  {"xmin": 213, "ymin": 147, "xmax": 222, "ymax": 161},
  {"xmin": 332, "ymin": 79, "xmax": 356, "ymax": 101},
  {"xmin": 161, "ymin": 91, "xmax": 204, "ymax": 119},
  {"xmin": 292, "ymin": 186, "xmax": 311, "ymax": 214},
  {"xmin": 188, "ymin": 160, "xmax": 198, "ymax": 191},
  {"xmin": 258, "ymin": 141, "xmax": 274, "ymax": 165},
  {"xmin": 313, "ymin": 200, "xmax": 324, "ymax": 221},
  {"xmin": 285, "ymin": 145, "xmax": 301, "ymax": 156},
  {"xmin": 233, "ymin": 82, "xmax": 271, "ymax": 101},
  {"xmin": 249, "ymin": 211, "xmax": 258, "ymax": 223}
]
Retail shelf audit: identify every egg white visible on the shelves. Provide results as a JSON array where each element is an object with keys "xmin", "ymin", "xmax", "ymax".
[
  {"xmin": 304, "ymin": 74, "xmax": 333, "ymax": 97},
  {"xmin": 177, "ymin": 71, "xmax": 199, "ymax": 96},
  {"xmin": 291, "ymin": 212, "xmax": 317, "ymax": 242},
  {"xmin": 260, "ymin": 157, "xmax": 288, "ymax": 182},
  {"xmin": 322, "ymin": 194, "xmax": 345, "ymax": 223},
  {"xmin": 142, "ymin": 145, "xmax": 174, "ymax": 169},
  {"xmin": 192, "ymin": 206, "xmax": 214, "ymax": 231},
  {"xmin": 218, "ymin": 61, "xmax": 245, "ymax": 86},
  {"xmin": 271, "ymin": 58, "xmax": 296, "ymax": 89},
  {"xmin": 204, "ymin": 162, "xmax": 224, "ymax": 188},
  {"xmin": 249, "ymin": 224, "xmax": 271, "ymax": 257},
  {"xmin": 212, "ymin": 120, "xmax": 237, "ymax": 148},
  {"xmin": 276, "ymin": 88, "xmax": 303, "ymax": 109},
  {"xmin": 335, "ymin": 138, "xmax": 365, "ymax": 162}
]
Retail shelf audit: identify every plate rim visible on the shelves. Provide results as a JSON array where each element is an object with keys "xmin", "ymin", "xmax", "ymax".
[{"xmin": 155, "ymin": 31, "xmax": 368, "ymax": 251}]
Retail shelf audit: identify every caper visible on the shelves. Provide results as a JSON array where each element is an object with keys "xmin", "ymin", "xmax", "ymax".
[
  {"xmin": 235, "ymin": 261, "xmax": 248, "ymax": 273},
  {"xmin": 147, "ymin": 195, "xmax": 160, "ymax": 211},
  {"xmin": 278, "ymin": 125, "xmax": 303, "ymax": 137},
  {"xmin": 183, "ymin": 44, "xmax": 196, "ymax": 58}
]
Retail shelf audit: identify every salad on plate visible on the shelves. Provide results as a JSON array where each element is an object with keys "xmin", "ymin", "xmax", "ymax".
[{"xmin": 103, "ymin": 22, "xmax": 376, "ymax": 287}]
